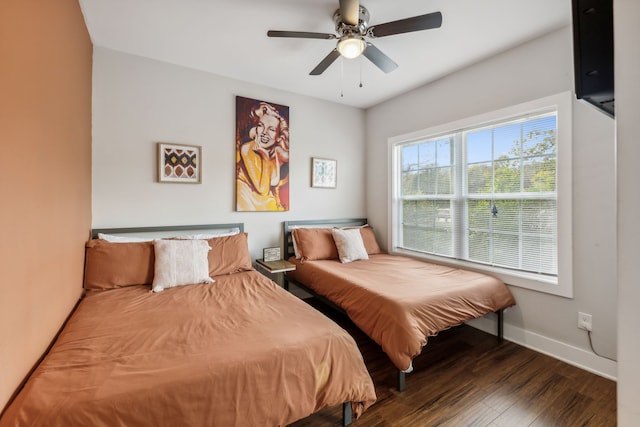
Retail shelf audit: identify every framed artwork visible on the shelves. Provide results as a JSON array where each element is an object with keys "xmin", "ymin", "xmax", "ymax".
[
  {"xmin": 311, "ymin": 157, "xmax": 337, "ymax": 188},
  {"xmin": 263, "ymin": 247, "xmax": 281, "ymax": 262},
  {"xmin": 235, "ymin": 96, "xmax": 290, "ymax": 211},
  {"xmin": 157, "ymin": 142, "xmax": 201, "ymax": 184}
]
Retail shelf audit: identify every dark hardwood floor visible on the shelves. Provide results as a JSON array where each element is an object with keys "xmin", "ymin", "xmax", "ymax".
[{"xmin": 291, "ymin": 299, "xmax": 616, "ymax": 427}]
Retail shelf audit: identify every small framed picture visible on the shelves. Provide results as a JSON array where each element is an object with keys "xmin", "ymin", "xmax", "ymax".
[
  {"xmin": 263, "ymin": 247, "xmax": 281, "ymax": 262},
  {"xmin": 157, "ymin": 142, "xmax": 201, "ymax": 184},
  {"xmin": 311, "ymin": 157, "xmax": 337, "ymax": 188}
]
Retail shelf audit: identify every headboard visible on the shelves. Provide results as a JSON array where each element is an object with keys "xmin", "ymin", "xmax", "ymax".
[
  {"xmin": 91, "ymin": 223, "xmax": 244, "ymax": 240},
  {"xmin": 282, "ymin": 218, "xmax": 367, "ymax": 259}
]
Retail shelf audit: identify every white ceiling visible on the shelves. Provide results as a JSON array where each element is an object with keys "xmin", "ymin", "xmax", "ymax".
[{"xmin": 79, "ymin": 0, "xmax": 571, "ymax": 109}]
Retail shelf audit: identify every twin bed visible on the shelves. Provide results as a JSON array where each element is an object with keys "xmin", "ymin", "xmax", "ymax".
[
  {"xmin": 283, "ymin": 218, "xmax": 516, "ymax": 391},
  {"xmin": 1, "ymin": 219, "xmax": 515, "ymax": 426},
  {"xmin": 0, "ymin": 224, "xmax": 375, "ymax": 427}
]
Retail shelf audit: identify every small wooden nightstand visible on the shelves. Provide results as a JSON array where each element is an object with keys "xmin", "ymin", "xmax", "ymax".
[
  {"xmin": 255, "ymin": 259, "xmax": 296, "ymax": 288},
  {"xmin": 256, "ymin": 259, "xmax": 296, "ymax": 273}
]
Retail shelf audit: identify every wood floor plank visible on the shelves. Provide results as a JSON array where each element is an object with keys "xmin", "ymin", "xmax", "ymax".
[{"xmin": 289, "ymin": 299, "xmax": 616, "ymax": 427}]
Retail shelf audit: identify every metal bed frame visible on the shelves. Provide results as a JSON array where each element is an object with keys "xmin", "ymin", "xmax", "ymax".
[
  {"xmin": 282, "ymin": 218, "xmax": 505, "ymax": 392},
  {"xmin": 91, "ymin": 223, "xmax": 244, "ymax": 239},
  {"xmin": 91, "ymin": 222, "xmax": 354, "ymax": 426}
]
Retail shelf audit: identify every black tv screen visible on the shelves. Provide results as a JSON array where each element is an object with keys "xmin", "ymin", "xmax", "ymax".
[{"xmin": 572, "ymin": 0, "xmax": 614, "ymax": 117}]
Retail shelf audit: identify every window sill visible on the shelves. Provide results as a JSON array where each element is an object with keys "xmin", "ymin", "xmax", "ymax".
[{"xmin": 391, "ymin": 247, "xmax": 572, "ymax": 298}]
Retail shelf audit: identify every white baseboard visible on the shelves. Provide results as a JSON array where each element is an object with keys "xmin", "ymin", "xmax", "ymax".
[{"xmin": 466, "ymin": 316, "xmax": 617, "ymax": 381}]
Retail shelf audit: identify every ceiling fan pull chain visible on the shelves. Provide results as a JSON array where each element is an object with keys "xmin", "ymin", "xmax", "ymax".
[
  {"xmin": 359, "ymin": 56, "xmax": 364, "ymax": 88},
  {"xmin": 340, "ymin": 57, "xmax": 344, "ymax": 97}
]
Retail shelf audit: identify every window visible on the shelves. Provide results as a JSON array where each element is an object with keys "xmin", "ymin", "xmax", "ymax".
[{"xmin": 389, "ymin": 92, "xmax": 572, "ymax": 297}]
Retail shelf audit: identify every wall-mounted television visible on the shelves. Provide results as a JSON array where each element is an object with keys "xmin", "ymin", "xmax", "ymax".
[{"xmin": 571, "ymin": 0, "xmax": 614, "ymax": 118}]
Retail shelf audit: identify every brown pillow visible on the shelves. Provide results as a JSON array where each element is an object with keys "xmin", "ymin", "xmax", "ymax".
[
  {"xmin": 207, "ymin": 232, "xmax": 253, "ymax": 276},
  {"xmin": 359, "ymin": 226, "xmax": 383, "ymax": 255},
  {"xmin": 84, "ymin": 239, "xmax": 155, "ymax": 290},
  {"xmin": 292, "ymin": 228, "xmax": 338, "ymax": 261}
]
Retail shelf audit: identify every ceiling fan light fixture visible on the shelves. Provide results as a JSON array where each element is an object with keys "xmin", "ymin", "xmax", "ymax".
[{"xmin": 337, "ymin": 35, "xmax": 365, "ymax": 59}]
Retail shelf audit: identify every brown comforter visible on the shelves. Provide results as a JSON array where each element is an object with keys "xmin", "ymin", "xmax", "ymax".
[
  {"xmin": 287, "ymin": 254, "xmax": 516, "ymax": 371},
  {"xmin": 0, "ymin": 271, "xmax": 376, "ymax": 427}
]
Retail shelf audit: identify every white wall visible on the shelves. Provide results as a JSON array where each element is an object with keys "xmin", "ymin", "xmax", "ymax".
[
  {"xmin": 92, "ymin": 47, "xmax": 366, "ymax": 260},
  {"xmin": 615, "ymin": 0, "xmax": 640, "ymax": 424},
  {"xmin": 366, "ymin": 27, "xmax": 617, "ymax": 378}
]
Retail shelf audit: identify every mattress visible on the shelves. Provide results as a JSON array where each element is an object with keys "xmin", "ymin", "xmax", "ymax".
[
  {"xmin": 286, "ymin": 254, "xmax": 516, "ymax": 371},
  {"xmin": 0, "ymin": 271, "xmax": 376, "ymax": 427}
]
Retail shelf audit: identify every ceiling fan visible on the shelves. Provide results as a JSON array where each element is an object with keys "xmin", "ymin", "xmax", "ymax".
[{"xmin": 267, "ymin": 0, "xmax": 442, "ymax": 76}]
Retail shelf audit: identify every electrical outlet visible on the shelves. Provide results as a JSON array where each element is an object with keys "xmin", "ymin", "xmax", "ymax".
[{"xmin": 578, "ymin": 312, "xmax": 592, "ymax": 331}]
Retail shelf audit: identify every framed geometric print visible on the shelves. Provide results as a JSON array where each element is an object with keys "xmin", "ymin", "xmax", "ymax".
[{"xmin": 157, "ymin": 142, "xmax": 201, "ymax": 184}]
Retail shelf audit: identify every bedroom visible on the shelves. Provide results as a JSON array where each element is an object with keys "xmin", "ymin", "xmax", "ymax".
[{"xmin": 0, "ymin": 0, "xmax": 638, "ymax": 425}]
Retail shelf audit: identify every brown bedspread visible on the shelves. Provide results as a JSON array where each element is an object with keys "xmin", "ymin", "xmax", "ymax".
[
  {"xmin": 287, "ymin": 254, "xmax": 516, "ymax": 371},
  {"xmin": 0, "ymin": 271, "xmax": 375, "ymax": 427}
]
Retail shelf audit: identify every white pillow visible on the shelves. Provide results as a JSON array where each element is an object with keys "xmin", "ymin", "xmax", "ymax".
[
  {"xmin": 290, "ymin": 226, "xmax": 301, "ymax": 259},
  {"xmin": 152, "ymin": 239, "xmax": 214, "ymax": 292},
  {"xmin": 331, "ymin": 228, "xmax": 369, "ymax": 264},
  {"xmin": 176, "ymin": 228, "xmax": 240, "ymax": 240},
  {"xmin": 98, "ymin": 233, "xmax": 153, "ymax": 243}
]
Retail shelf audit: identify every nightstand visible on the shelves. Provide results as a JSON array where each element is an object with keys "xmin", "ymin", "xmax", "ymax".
[{"xmin": 255, "ymin": 259, "xmax": 296, "ymax": 288}]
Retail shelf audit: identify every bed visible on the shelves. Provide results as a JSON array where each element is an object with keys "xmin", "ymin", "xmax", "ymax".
[
  {"xmin": 282, "ymin": 218, "xmax": 516, "ymax": 391},
  {"xmin": 0, "ymin": 224, "xmax": 376, "ymax": 427}
]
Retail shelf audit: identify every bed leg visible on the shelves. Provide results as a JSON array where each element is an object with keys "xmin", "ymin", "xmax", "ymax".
[
  {"xmin": 397, "ymin": 370, "xmax": 406, "ymax": 392},
  {"xmin": 342, "ymin": 402, "xmax": 352, "ymax": 426},
  {"xmin": 497, "ymin": 309, "xmax": 504, "ymax": 343}
]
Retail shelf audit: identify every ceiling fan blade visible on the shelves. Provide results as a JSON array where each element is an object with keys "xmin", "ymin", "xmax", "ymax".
[
  {"xmin": 368, "ymin": 11, "xmax": 442, "ymax": 38},
  {"xmin": 267, "ymin": 30, "xmax": 336, "ymax": 40},
  {"xmin": 339, "ymin": 0, "xmax": 360, "ymax": 26},
  {"xmin": 362, "ymin": 43, "xmax": 398, "ymax": 73},
  {"xmin": 310, "ymin": 49, "xmax": 341, "ymax": 75}
]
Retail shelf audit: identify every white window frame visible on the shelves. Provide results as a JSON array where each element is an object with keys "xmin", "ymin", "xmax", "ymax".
[{"xmin": 388, "ymin": 92, "xmax": 573, "ymax": 298}]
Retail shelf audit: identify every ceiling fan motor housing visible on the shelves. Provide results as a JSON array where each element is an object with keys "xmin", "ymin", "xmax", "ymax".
[{"xmin": 333, "ymin": 5, "xmax": 370, "ymax": 36}]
